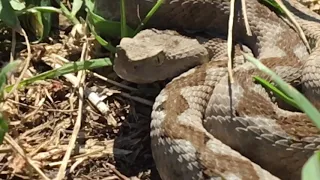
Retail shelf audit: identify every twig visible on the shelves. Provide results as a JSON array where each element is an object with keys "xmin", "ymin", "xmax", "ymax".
[
  {"xmin": 47, "ymin": 58, "xmax": 111, "ymax": 116},
  {"xmin": 0, "ymin": 146, "xmax": 11, "ymax": 153},
  {"xmin": 7, "ymin": 99, "xmax": 77, "ymax": 112},
  {"xmin": 7, "ymin": 28, "xmax": 31, "ymax": 98},
  {"xmin": 104, "ymin": 163, "xmax": 130, "ymax": 180},
  {"xmin": 241, "ymin": 0, "xmax": 252, "ymax": 36},
  {"xmin": 227, "ymin": 0, "xmax": 236, "ymax": 83},
  {"xmin": 10, "ymin": 29, "xmax": 16, "ymax": 63},
  {"xmin": 9, "ymin": 29, "xmax": 17, "ymax": 94},
  {"xmin": 120, "ymin": 92, "xmax": 153, "ymax": 106},
  {"xmin": 275, "ymin": 0, "xmax": 311, "ymax": 52},
  {"xmin": 4, "ymin": 135, "xmax": 50, "ymax": 180},
  {"xmin": 55, "ymin": 35, "xmax": 88, "ymax": 180},
  {"xmin": 92, "ymin": 72, "xmax": 138, "ymax": 92},
  {"xmin": 51, "ymin": 53, "xmax": 138, "ymax": 92}
]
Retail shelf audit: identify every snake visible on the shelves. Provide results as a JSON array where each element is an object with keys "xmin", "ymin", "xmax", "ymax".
[{"xmin": 94, "ymin": 0, "xmax": 320, "ymax": 179}]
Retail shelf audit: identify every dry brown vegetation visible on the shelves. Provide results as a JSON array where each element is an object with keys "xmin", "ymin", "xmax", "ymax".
[{"xmin": 0, "ymin": 0, "xmax": 320, "ymax": 180}]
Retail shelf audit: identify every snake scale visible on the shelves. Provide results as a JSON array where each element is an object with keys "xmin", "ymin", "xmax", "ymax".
[{"xmin": 94, "ymin": 0, "xmax": 320, "ymax": 179}]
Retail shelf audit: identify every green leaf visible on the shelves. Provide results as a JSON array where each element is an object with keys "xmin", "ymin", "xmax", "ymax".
[
  {"xmin": 4, "ymin": 58, "xmax": 112, "ymax": 92},
  {"xmin": 55, "ymin": 0, "xmax": 80, "ymax": 25},
  {"xmin": 133, "ymin": 0, "xmax": 164, "ymax": 35},
  {"xmin": 86, "ymin": 1, "xmax": 134, "ymax": 38},
  {"xmin": 38, "ymin": 0, "xmax": 52, "ymax": 42},
  {"xmin": 0, "ymin": 113, "xmax": 8, "ymax": 144},
  {"xmin": 25, "ymin": 0, "xmax": 38, "ymax": 5},
  {"xmin": 253, "ymin": 76, "xmax": 299, "ymax": 109},
  {"xmin": 262, "ymin": 0, "xmax": 284, "ymax": 14},
  {"xmin": 120, "ymin": 0, "xmax": 127, "ymax": 37},
  {"xmin": 302, "ymin": 152, "xmax": 320, "ymax": 180},
  {"xmin": 10, "ymin": 0, "xmax": 25, "ymax": 11},
  {"xmin": 88, "ymin": 20, "xmax": 116, "ymax": 53},
  {"xmin": 26, "ymin": 6, "xmax": 61, "ymax": 14},
  {"xmin": 16, "ymin": 0, "xmax": 52, "ymax": 42},
  {"xmin": 84, "ymin": 0, "xmax": 93, "ymax": 11},
  {"xmin": 0, "ymin": 0, "xmax": 21, "ymax": 31},
  {"xmin": 24, "ymin": 10, "xmax": 44, "ymax": 41},
  {"xmin": 244, "ymin": 53, "xmax": 320, "ymax": 129},
  {"xmin": 0, "ymin": 60, "xmax": 21, "ymax": 99},
  {"xmin": 71, "ymin": 0, "xmax": 83, "ymax": 17}
]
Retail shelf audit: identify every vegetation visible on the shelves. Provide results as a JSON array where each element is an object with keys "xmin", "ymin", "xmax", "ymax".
[{"xmin": 0, "ymin": 0, "xmax": 319, "ymax": 179}]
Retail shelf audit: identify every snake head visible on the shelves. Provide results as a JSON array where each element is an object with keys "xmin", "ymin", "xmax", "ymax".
[{"xmin": 113, "ymin": 29, "xmax": 209, "ymax": 84}]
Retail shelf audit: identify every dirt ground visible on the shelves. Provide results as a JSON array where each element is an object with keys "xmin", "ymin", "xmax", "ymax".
[{"xmin": 0, "ymin": 1, "xmax": 320, "ymax": 180}]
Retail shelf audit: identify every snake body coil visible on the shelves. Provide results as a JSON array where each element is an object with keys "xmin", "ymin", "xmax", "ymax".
[{"xmin": 95, "ymin": 0, "xmax": 320, "ymax": 179}]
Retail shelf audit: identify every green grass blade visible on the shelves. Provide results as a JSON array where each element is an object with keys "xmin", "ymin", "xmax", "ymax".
[
  {"xmin": 71, "ymin": 0, "xmax": 83, "ymax": 17},
  {"xmin": 244, "ymin": 53, "xmax": 320, "ymax": 129},
  {"xmin": 0, "ymin": 113, "xmax": 8, "ymax": 144},
  {"xmin": 55, "ymin": 0, "xmax": 80, "ymax": 25},
  {"xmin": 4, "ymin": 58, "xmax": 112, "ymax": 92},
  {"xmin": 120, "ymin": 0, "xmax": 127, "ymax": 37},
  {"xmin": 302, "ymin": 151, "xmax": 320, "ymax": 180},
  {"xmin": 87, "ymin": 17, "xmax": 116, "ymax": 53},
  {"xmin": 133, "ymin": 0, "xmax": 164, "ymax": 35},
  {"xmin": 85, "ymin": 0, "xmax": 134, "ymax": 38},
  {"xmin": 262, "ymin": 0, "xmax": 284, "ymax": 14},
  {"xmin": 91, "ymin": 29, "xmax": 116, "ymax": 53},
  {"xmin": 254, "ymin": 76, "xmax": 299, "ymax": 109},
  {"xmin": 0, "ymin": 0, "xmax": 21, "ymax": 32}
]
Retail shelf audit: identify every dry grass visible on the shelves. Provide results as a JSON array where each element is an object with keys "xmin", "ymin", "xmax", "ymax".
[
  {"xmin": 301, "ymin": 0, "xmax": 320, "ymax": 12},
  {"xmin": 0, "ymin": 1, "xmax": 320, "ymax": 180},
  {"xmin": 0, "ymin": 13, "xmax": 161, "ymax": 180}
]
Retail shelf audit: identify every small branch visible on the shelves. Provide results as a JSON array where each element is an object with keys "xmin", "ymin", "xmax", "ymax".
[
  {"xmin": 92, "ymin": 72, "xmax": 138, "ymax": 92},
  {"xmin": 55, "ymin": 34, "xmax": 88, "ymax": 180},
  {"xmin": 7, "ymin": 28, "xmax": 31, "ymax": 99},
  {"xmin": 227, "ymin": 0, "xmax": 236, "ymax": 83},
  {"xmin": 241, "ymin": 0, "xmax": 252, "ymax": 36},
  {"xmin": 4, "ymin": 135, "xmax": 50, "ymax": 180},
  {"xmin": 120, "ymin": 92, "xmax": 153, "ymax": 106},
  {"xmin": 10, "ymin": 29, "xmax": 16, "ymax": 62},
  {"xmin": 275, "ymin": 0, "xmax": 311, "ymax": 52}
]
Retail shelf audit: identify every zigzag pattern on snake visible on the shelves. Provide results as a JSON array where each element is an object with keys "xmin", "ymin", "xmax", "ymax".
[{"xmin": 94, "ymin": 0, "xmax": 320, "ymax": 179}]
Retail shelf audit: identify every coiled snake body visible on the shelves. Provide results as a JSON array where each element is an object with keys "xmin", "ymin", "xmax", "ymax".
[{"xmin": 94, "ymin": 0, "xmax": 320, "ymax": 179}]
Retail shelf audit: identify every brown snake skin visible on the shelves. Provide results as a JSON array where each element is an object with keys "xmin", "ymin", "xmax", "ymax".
[{"xmin": 94, "ymin": 0, "xmax": 320, "ymax": 179}]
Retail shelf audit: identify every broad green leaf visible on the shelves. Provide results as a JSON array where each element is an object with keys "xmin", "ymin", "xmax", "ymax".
[
  {"xmin": 88, "ymin": 20, "xmax": 116, "ymax": 53},
  {"xmin": 84, "ymin": 0, "xmax": 93, "ymax": 11},
  {"xmin": 16, "ymin": 0, "xmax": 52, "ymax": 42},
  {"xmin": 86, "ymin": 0, "xmax": 134, "ymax": 38},
  {"xmin": 0, "ymin": 60, "xmax": 21, "ymax": 99},
  {"xmin": 71, "ymin": 0, "xmax": 83, "ymax": 17},
  {"xmin": 38, "ymin": 0, "xmax": 52, "ymax": 42},
  {"xmin": 10, "ymin": 0, "xmax": 25, "ymax": 11},
  {"xmin": 5, "ymin": 58, "xmax": 112, "ymax": 92},
  {"xmin": 302, "ymin": 152, "xmax": 320, "ymax": 180},
  {"xmin": 24, "ymin": 10, "xmax": 44, "ymax": 41},
  {"xmin": 0, "ymin": 0, "xmax": 21, "ymax": 31}
]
